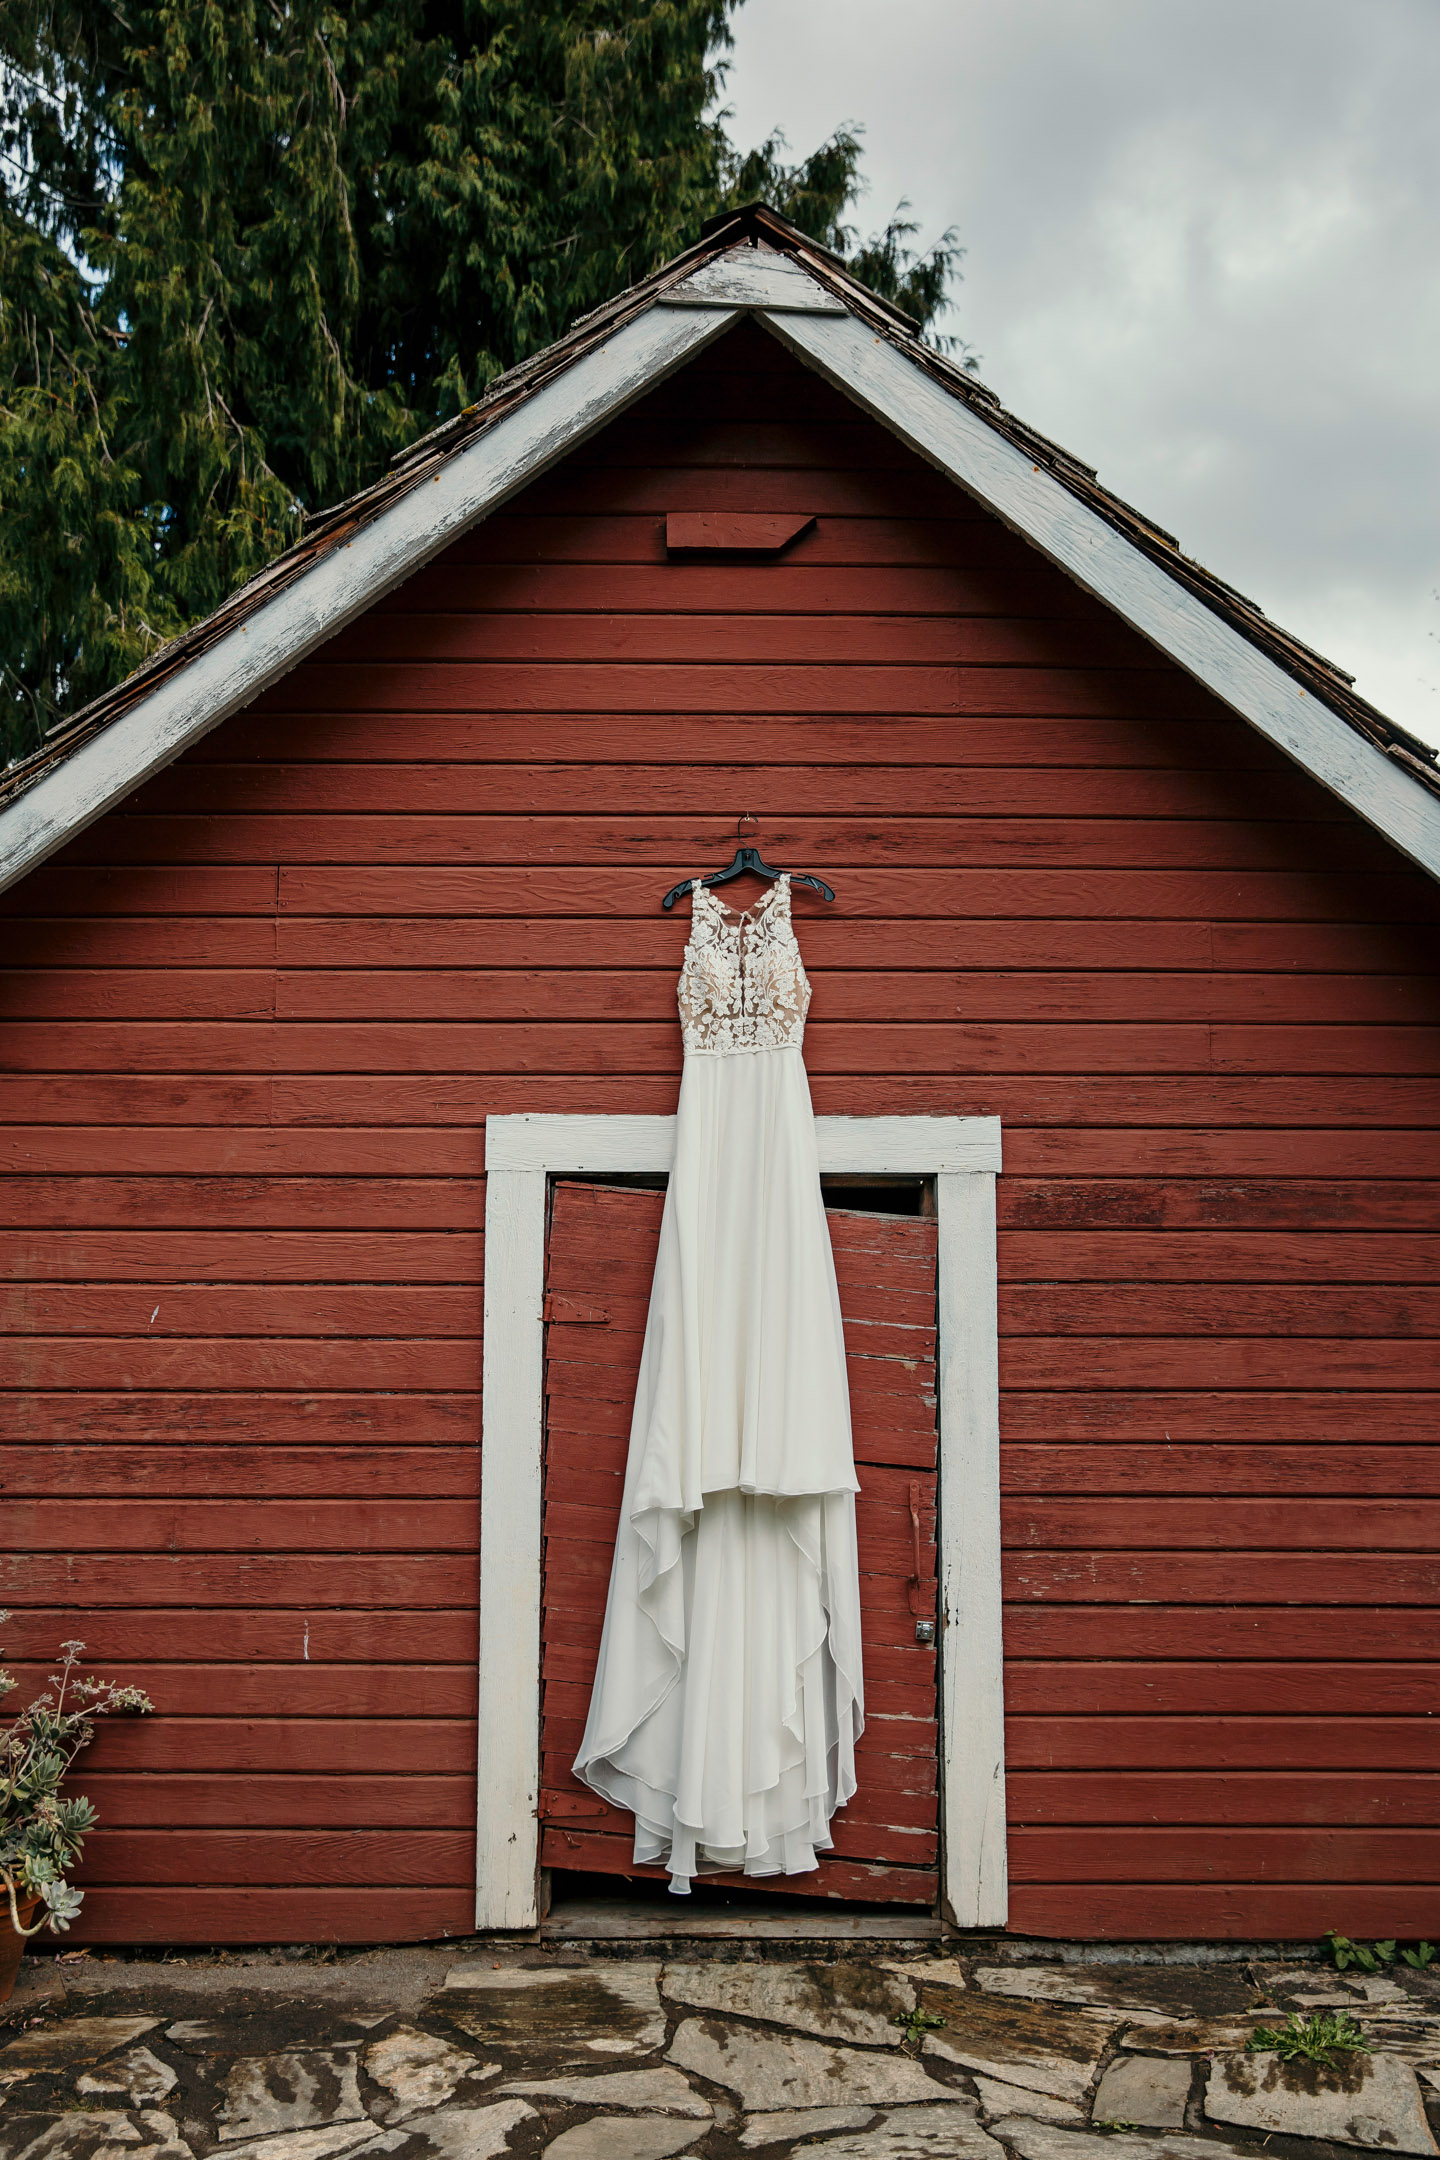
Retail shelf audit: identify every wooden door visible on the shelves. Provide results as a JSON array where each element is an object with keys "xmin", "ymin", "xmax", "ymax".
[{"xmin": 539, "ymin": 1179, "xmax": 940, "ymax": 1904}]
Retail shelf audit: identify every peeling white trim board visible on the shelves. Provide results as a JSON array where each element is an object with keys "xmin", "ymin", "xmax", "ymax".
[
  {"xmin": 657, "ymin": 250, "xmax": 847, "ymax": 312},
  {"xmin": 477, "ymin": 1110, "xmax": 1006, "ymax": 1932}
]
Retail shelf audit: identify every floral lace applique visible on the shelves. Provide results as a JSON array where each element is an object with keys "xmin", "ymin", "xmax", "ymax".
[{"xmin": 677, "ymin": 875, "xmax": 811, "ymax": 1055}]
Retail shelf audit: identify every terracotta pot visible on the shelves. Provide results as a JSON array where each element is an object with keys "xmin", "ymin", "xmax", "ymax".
[{"xmin": 0, "ymin": 1894, "xmax": 43, "ymax": 2006}]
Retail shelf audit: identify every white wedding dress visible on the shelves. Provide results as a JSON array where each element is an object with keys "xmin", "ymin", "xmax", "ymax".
[{"xmin": 573, "ymin": 876, "xmax": 864, "ymax": 1894}]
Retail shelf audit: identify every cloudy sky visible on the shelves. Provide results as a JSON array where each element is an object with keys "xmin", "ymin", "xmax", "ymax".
[{"xmin": 725, "ymin": 0, "xmax": 1440, "ymax": 745}]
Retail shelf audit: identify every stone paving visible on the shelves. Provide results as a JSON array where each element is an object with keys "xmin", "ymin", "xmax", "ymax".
[{"xmin": 1, "ymin": 1948, "xmax": 1437, "ymax": 2160}]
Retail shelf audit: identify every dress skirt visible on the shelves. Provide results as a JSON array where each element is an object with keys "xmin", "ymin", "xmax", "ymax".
[{"xmin": 572, "ymin": 1040, "xmax": 865, "ymax": 1892}]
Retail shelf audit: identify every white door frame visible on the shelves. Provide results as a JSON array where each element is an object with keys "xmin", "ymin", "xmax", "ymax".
[{"xmin": 477, "ymin": 1111, "xmax": 1006, "ymax": 1930}]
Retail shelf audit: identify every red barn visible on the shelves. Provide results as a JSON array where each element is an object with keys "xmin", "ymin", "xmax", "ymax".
[{"xmin": 2, "ymin": 205, "xmax": 1437, "ymax": 1947}]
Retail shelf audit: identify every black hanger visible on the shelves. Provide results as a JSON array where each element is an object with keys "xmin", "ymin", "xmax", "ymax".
[{"xmin": 661, "ymin": 825, "xmax": 836, "ymax": 912}]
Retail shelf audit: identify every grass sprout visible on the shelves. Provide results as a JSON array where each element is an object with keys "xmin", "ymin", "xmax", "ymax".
[{"xmin": 891, "ymin": 2007, "xmax": 946, "ymax": 2049}]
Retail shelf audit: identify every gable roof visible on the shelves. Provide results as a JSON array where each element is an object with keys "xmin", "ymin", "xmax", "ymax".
[{"xmin": 3, "ymin": 201, "xmax": 1439, "ymax": 893}]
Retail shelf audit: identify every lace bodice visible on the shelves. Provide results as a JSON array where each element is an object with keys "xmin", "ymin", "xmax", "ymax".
[{"xmin": 677, "ymin": 876, "xmax": 811, "ymax": 1056}]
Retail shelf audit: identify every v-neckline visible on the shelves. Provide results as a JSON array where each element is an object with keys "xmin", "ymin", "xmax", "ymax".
[{"xmin": 699, "ymin": 876, "xmax": 788, "ymax": 925}]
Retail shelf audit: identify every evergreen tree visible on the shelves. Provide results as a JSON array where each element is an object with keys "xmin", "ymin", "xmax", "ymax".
[
  {"xmin": 1, "ymin": 2, "xmax": 964, "ymax": 762},
  {"xmin": 724, "ymin": 127, "xmax": 966, "ymax": 344}
]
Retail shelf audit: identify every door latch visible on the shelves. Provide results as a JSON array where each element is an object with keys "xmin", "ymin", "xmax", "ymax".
[{"xmin": 908, "ymin": 1479, "xmax": 936, "ymax": 1644}]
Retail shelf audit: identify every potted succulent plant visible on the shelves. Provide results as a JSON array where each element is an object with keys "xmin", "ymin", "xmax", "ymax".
[{"xmin": 1, "ymin": 1618, "xmax": 152, "ymax": 2001}]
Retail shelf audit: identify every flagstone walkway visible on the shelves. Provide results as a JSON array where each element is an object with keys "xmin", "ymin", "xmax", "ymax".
[{"xmin": 2, "ymin": 1947, "xmax": 1437, "ymax": 2160}]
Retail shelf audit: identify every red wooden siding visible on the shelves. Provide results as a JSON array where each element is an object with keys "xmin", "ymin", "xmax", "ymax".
[
  {"xmin": 538, "ymin": 1181, "xmax": 940, "ymax": 1904},
  {"xmin": 2, "ymin": 317, "xmax": 1438, "ymax": 1939}
]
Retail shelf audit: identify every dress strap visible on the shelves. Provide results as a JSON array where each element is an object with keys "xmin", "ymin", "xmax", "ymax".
[{"xmin": 688, "ymin": 876, "xmax": 789, "ymax": 926}]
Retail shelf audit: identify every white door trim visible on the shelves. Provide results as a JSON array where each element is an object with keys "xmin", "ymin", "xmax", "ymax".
[{"xmin": 477, "ymin": 1110, "xmax": 1006, "ymax": 1930}]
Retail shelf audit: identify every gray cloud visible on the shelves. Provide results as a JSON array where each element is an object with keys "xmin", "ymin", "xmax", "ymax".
[{"xmin": 726, "ymin": 0, "xmax": 1440, "ymax": 741}]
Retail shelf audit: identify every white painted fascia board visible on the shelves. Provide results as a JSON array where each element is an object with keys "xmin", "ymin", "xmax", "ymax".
[
  {"xmin": 657, "ymin": 247, "xmax": 847, "ymax": 312},
  {"xmin": 762, "ymin": 308, "xmax": 1440, "ymax": 884},
  {"xmin": 486, "ymin": 1109, "xmax": 1002, "ymax": 1175},
  {"xmin": 477, "ymin": 1110, "xmax": 1007, "ymax": 1933},
  {"xmin": 0, "ymin": 303, "xmax": 738, "ymax": 900}
]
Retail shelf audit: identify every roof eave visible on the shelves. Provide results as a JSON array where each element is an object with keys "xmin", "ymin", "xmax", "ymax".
[
  {"xmin": 756, "ymin": 302, "xmax": 1440, "ymax": 882},
  {"xmin": 0, "ymin": 300, "xmax": 744, "ymax": 895},
  {"xmin": 3, "ymin": 226, "xmax": 1439, "ymax": 894}
]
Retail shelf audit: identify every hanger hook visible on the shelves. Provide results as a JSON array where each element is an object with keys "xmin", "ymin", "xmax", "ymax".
[{"xmin": 737, "ymin": 812, "xmax": 759, "ymax": 836}]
